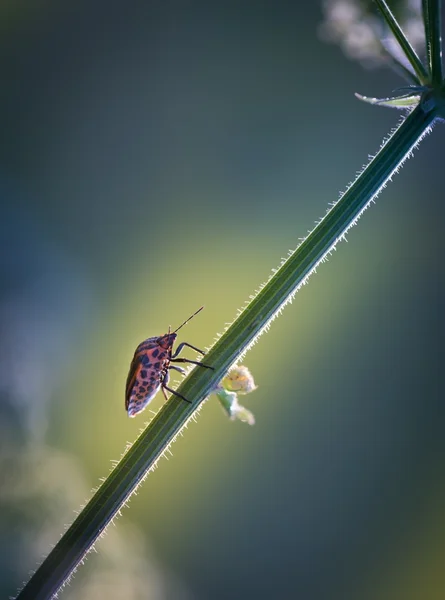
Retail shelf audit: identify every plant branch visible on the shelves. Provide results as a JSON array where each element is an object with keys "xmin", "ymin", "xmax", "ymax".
[
  {"xmin": 423, "ymin": 0, "xmax": 443, "ymax": 84},
  {"xmin": 16, "ymin": 104, "xmax": 436, "ymax": 600},
  {"xmin": 375, "ymin": 0, "xmax": 429, "ymax": 84}
]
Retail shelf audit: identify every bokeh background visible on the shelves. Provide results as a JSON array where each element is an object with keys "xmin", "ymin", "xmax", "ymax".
[{"xmin": 1, "ymin": 1, "xmax": 444, "ymax": 599}]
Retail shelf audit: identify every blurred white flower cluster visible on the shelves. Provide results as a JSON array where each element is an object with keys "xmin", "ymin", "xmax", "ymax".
[{"xmin": 318, "ymin": 0, "xmax": 425, "ymax": 69}]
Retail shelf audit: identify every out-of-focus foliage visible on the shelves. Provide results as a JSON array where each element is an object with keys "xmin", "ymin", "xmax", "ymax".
[{"xmin": 0, "ymin": 201, "xmax": 189, "ymax": 599}]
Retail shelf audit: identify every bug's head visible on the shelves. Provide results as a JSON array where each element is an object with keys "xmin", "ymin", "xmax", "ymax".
[
  {"xmin": 159, "ymin": 306, "xmax": 204, "ymax": 350},
  {"xmin": 158, "ymin": 332, "xmax": 177, "ymax": 349}
]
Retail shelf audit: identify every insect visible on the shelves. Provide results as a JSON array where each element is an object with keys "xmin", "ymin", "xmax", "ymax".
[{"xmin": 125, "ymin": 306, "xmax": 213, "ymax": 417}]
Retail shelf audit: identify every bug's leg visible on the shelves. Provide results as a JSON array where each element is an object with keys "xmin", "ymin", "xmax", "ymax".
[
  {"xmin": 169, "ymin": 365, "xmax": 186, "ymax": 375},
  {"xmin": 161, "ymin": 368, "xmax": 191, "ymax": 403},
  {"xmin": 171, "ymin": 357, "xmax": 214, "ymax": 370},
  {"xmin": 171, "ymin": 342, "xmax": 206, "ymax": 358},
  {"xmin": 162, "ymin": 383, "xmax": 192, "ymax": 403},
  {"xmin": 161, "ymin": 369, "xmax": 170, "ymax": 401}
]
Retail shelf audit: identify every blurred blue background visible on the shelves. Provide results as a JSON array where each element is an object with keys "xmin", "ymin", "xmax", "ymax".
[{"xmin": 1, "ymin": 1, "xmax": 444, "ymax": 599}]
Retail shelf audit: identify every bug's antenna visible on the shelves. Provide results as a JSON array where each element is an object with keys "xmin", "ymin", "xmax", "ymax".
[{"xmin": 173, "ymin": 306, "xmax": 204, "ymax": 334}]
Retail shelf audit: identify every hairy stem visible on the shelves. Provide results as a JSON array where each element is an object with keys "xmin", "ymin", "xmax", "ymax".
[{"xmin": 16, "ymin": 104, "xmax": 436, "ymax": 600}]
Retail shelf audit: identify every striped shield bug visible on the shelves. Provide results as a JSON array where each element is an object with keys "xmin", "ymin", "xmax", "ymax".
[{"xmin": 125, "ymin": 306, "xmax": 213, "ymax": 417}]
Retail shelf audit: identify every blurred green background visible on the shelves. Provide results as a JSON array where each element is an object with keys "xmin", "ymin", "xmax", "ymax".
[{"xmin": 1, "ymin": 1, "xmax": 444, "ymax": 599}]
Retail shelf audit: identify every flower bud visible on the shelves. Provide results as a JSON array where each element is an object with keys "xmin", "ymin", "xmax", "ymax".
[{"xmin": 220, "ymin": 365, "xmax": 257, "ymax": 395}]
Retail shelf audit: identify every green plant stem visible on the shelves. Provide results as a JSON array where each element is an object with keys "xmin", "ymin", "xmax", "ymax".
[
  {"xmin": 423, "ymin": 0, "xmax": 443, "ymax": 84},
  {"xmin": 375, "ymin": 0, "xmax": 429, "ymax": 84},
  {"xmin": 16, "ymin": 105, "xmax": 436, "ymax": 600}
]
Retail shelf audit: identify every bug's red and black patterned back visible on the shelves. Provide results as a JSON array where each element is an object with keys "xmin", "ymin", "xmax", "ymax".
[
  {"xmin": 125, "ymin": 334, "xmax": 175, "ymax": 417},
  {"xmin": 125, "ymin": 308, "xmax": 213, "ymax": 418}
]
